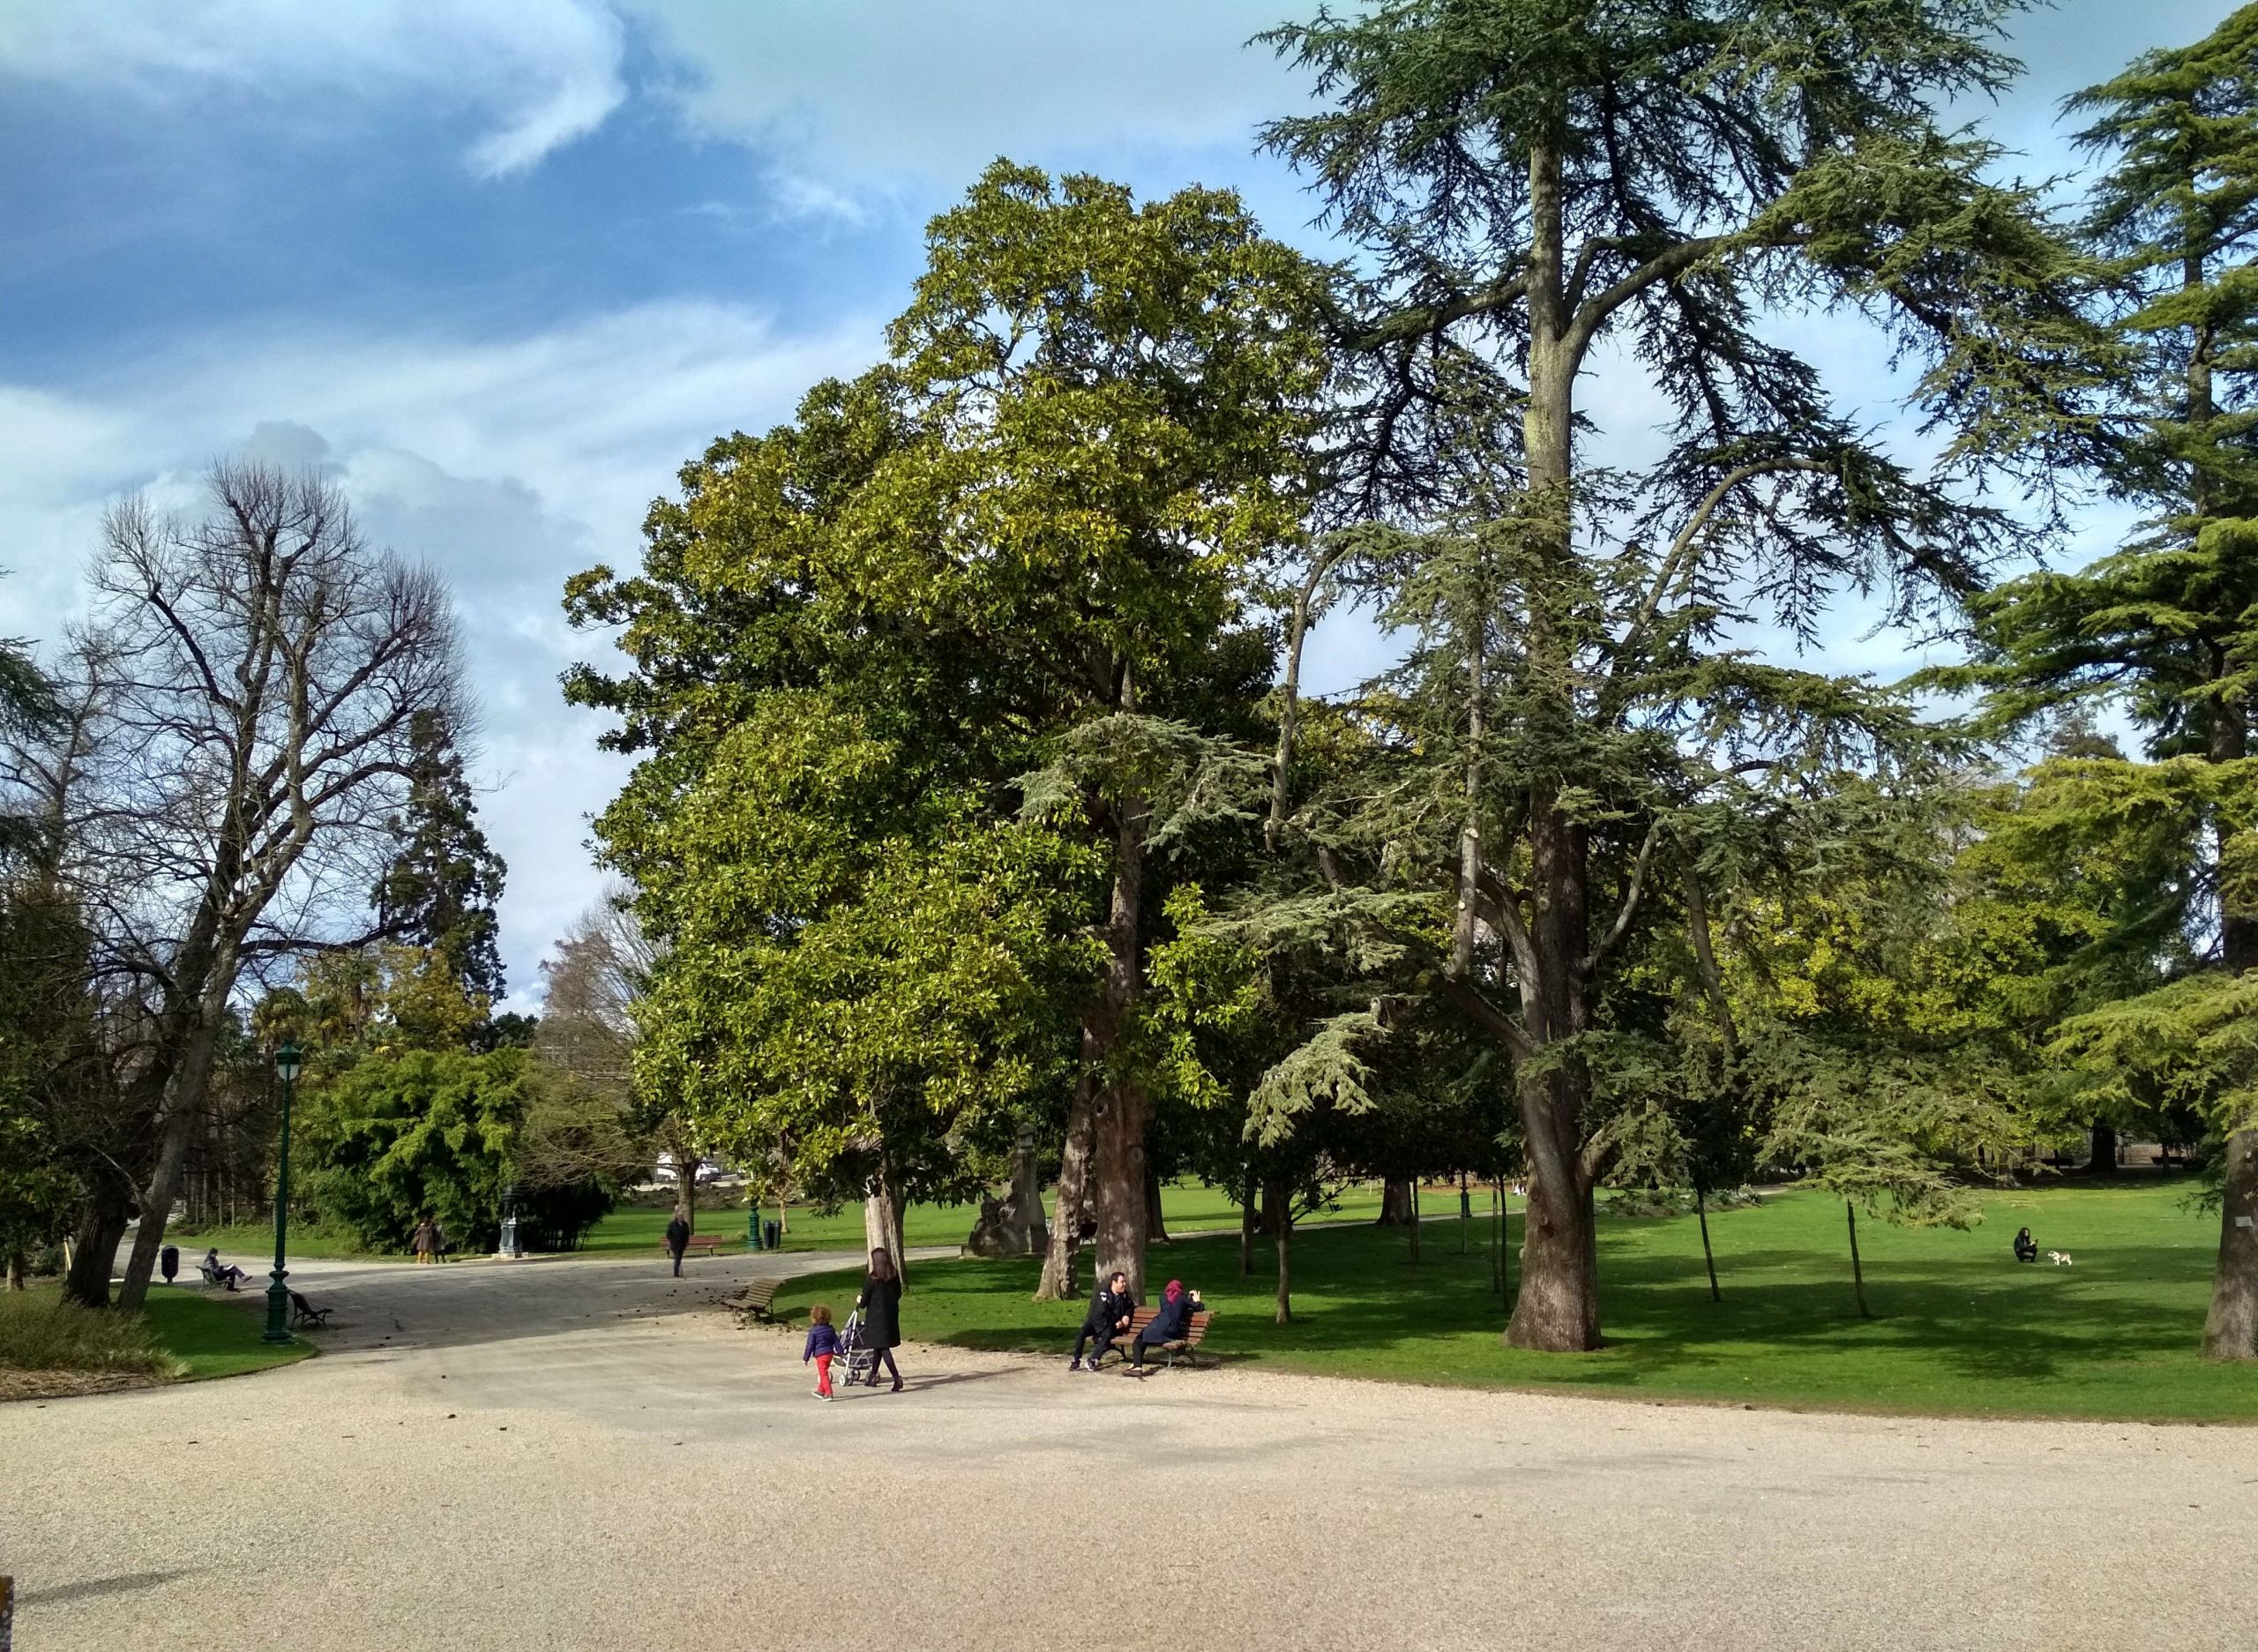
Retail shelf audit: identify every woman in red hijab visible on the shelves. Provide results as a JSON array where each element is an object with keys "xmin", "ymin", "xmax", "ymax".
[{"xmin": 1129, "ymin": 1278, "xmax": 1203, "ymax": 1373}]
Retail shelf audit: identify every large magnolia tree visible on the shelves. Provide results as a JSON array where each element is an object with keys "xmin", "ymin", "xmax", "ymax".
[{"xmin": 569, "ymin": 164, "xmax": 1334, "ymax": 1300}]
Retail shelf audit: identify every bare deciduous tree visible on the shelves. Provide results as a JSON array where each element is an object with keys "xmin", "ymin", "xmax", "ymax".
[
  {"xmin": 63, "ymin": 462, "xmax": 461, "ymax": 1312},
  {"xmin": 533, "ymin": 886, "xmax": 649, "ymax": 1103},
  {"xmin": 527, "ymin": 889, "xmax": 644, "ymax": 1188}
]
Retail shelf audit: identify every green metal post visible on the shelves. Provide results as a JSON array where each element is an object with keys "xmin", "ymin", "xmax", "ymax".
[
  {"xmin": 262, "ymin": 1043, "xmax": 301, "ymax": 1344},
  {"xmin": 749, "ymin": 1199, "xmax": 763, "ymax": 1252}
]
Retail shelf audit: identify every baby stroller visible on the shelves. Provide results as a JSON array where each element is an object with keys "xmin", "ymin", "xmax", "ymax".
[{"xmin": 837, "ymin": 1310, "xmax": 879, "ymax": 1388}]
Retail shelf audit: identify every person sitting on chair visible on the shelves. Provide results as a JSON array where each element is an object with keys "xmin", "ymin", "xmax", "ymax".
[
  {"xmin": 202, "ymin": 1248, "xmax": 250, "ymax": 1289},
  {"xmin": 1128, "ymin": 1279, "xmax": 1203, "ymax": 1374},
  {"xmin": 2014, "ymin": 1226, "xmax": 2038, "ymax": 1264}
]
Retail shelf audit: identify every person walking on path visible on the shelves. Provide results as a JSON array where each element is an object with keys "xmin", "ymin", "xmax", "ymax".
[
  {"xmin": 1072, "ymin": 1270, "xmax": 1135, "ymax": 1371},
  {"xmin": 856, "ymin": 1247, "xmax": 904, "ymax": 1392},
  {"xmin": 665, "ymin": 1208, "xmax": 692, "ymax": 1277},
  {"xmin": 804, "ymin": 1304, "xmax": 841, "ymax": 1401},
  {"xmin": 1129, "ymin": 1280, "xmax": 1202, "ymax": 1375},
  {"xmin": 411, "ymin": 1217, "xmax": 439, "ymax": 1266}
]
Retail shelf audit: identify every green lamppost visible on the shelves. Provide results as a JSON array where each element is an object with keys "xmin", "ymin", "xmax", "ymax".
[{"xmin": 262, "ymin": 1040, "xmax": 304, "ymax": 1344}]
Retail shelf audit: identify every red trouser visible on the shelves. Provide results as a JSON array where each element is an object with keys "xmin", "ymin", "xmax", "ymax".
[{"xmin": 813, "ymin": 1353, "xmax": 834, "ymax": 1396}]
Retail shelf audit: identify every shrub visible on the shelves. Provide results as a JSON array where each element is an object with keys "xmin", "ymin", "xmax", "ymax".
[{"xmin": 0, "ymin": 1296, "xmax": 178, "ymax": 1376}]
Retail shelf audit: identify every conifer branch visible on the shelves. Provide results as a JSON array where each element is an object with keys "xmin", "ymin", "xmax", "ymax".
[{"xmin": 1584, "ymin": 819, "xmax": 1664, "ymax": 976}]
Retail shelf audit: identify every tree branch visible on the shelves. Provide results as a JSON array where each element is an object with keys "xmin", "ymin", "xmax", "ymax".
[
  {"xmin": 1609, "ymin": 457, "xmax": 1830, "ymax": 696},
  {"xmin": 1354, "ymin": 273, "xmax": 1529, "ymax": 350},
  {"xmin": 1581, "ymin": 818, "xmax": 1663, "ymax": 976},
  {"xmin": 1470, "ymin": 863, "xmax": 1540, "ymax": 986},
  {"xmin": 1438, "ymin": 973, "xmax": 1535, "ymax": 1062}
]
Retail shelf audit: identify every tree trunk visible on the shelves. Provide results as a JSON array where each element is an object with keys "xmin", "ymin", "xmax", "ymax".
[
  {"xmin": 1696, "ymin": 1187, "xmax": 1721, "ymax": 1303},
  {"xmin": 5, "ymin": 1252, "xmax": 24, "ymax": 1290},
  {"xmin": 2203, "ymin": 617, "xmax": 2256, "ymax": 1354},
  {"xmin": 118, "ymin": 988, "xmax": 236, "ymax": 1315},
  {"xmin": 63, "ymin": 1180, "xmax": 131, "ymax": 1311},
  {"xmin": 863, "ymin": 1168, "xmax": 907, "ymax": 1285},
  {"xmin": 1088, "ymin": 787, "xmax": 1152, "ymax": 1304},
  {"xmin": 1509, "ymin": 1164, "xmax": 1598, "ymax": 1349},
  {"xmin": 1267, "ymin": 1175, "xmax": 1293, "ymax": 1324},
  {"xmin": 1239, "ymin": 1172, "xmax": 1257, "ymax": 1277},
  {"xmin": 1092, "ymin": 1075, "xmax": 1151, "ymax": 1304},
  {"xmin": 1145, "ymin": 1162, "xmax": 1169, "ymax": 1245},
  {"xmin": 2202, "ymin": 1129, "xmax": 2258, "ymax": 1359},
  {"xmin": 1035, "ymin": 1073, "xmax": 1095, "ymax": 1301},
  {"xmin": 1495, "ymin": 131, "xmax": 1604, "ymax": 1354},
  {"xmin": 1376, "ymin": 1177, "xmax": 1414, "ymax": 1225},
  {"xmin": 117, "ymin": 1095, "xmax": 198, "ymax": 1315},
  {"xmin": 2088, "ymin": 1121, "xmax": 2119, "ymax": 1176},
  {"xmin": 1846, "ymin": 1201, "xmax": 1873, "ymax": 1319}
]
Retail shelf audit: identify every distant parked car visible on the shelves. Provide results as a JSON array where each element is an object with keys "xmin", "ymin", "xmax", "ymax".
[{"xmin": 653, "ymin": 1154, "xmax": 730, "ymax": 1185}]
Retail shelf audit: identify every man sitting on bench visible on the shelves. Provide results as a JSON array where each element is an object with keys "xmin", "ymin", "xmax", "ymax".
[
  {"xmin": 1073, "ymin": 1270, "xmax": 1135, "ymax": 1372},
  {"xmin": 1129, "ymin": 1279, "xmax": 1203, "ymax": 1374},
  {"xmin": 201, "ymin": 1248, "xmax": 250, "ymax": 1290},
  {"xmin": 2014, "ymin": 1226, "xmax": 2038, "ymax": 1264}
]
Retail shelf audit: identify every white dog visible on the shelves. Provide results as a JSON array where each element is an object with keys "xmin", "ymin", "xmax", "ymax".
[{"xmin": 2047, "ymin": 1250, "xmax": 2074, "ymax": 1267}]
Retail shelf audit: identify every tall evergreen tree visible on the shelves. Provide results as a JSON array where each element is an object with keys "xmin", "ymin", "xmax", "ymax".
[
  {"xmin": 375, "ymin": 709, "xmax": 507, "ymax": 1010},
  {"xmin": 1254, "ymin": 0, "xmax": 2105, "ymax": 1349},
  {"xmin": 1942, "ymin": 4, "xmax": 2258, "ymax": 1357}
]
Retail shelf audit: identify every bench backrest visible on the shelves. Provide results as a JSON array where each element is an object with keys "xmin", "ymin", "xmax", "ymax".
[
  {"xmin": 1123, "ymin": 1306, "xmax": 1211, "ymax": 1343},
  {"xmin": 745, "ymin": 1277, "xmax": 781, "ymax": 1304}
]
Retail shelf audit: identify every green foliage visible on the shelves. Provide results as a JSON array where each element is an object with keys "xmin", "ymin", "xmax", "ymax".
[
  {"xmin": 2052, "ymin": 972, "xmax": 2258, "ymax": 1141},
  {"xmin": 0, "ymin": 611, "xmax": 59, "ymax": 866},
  {"xmin": 565, "ymin": 162, "xmax": 1339, "ymax": 1232},
  {"xmin": 1920, "ymin": 9, "xmax": 2258, "ymax": 1272},
  {"xmin": 299, "ymin": 1047, "xmax": 532, "ymax": 1253},
  {"xmin": 0, "ymin": 878, "xmax": 100, "ymax": 1264},
  {"xmin": 374, "ymin": 709, "xmax": 508, "ymax": 1007}
]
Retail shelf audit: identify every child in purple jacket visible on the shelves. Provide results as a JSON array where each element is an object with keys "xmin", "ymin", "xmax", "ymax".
[{"xmin": 804, "ymin": 1304, "xmax": 841, "ymax": 1401}]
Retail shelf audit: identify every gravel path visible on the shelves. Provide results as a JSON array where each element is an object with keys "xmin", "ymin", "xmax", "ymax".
[{"xmin": 6, "ymin": 1248, "xmax": 2257, "ymax": 1651}]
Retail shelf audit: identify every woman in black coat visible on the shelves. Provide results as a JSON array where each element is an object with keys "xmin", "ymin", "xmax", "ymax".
[{"xmin": 856, "ymin": 1247, "xmax": 904, "ymax": 1391}]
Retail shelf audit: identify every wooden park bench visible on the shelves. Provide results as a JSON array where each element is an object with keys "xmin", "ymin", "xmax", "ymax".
[
  {"xmin": 662, "ymin": 1233, "xmax": 729, "ymax": 1261},
  {"xmin": 721, "ymin": 1276, "xmax": 785, "ymax": 1325},
  {"xmin": 1090, "ymin": 1306, "xmax": 1215, "ymax": 1372},
  {"xmin": 288, "ymin": 1289, "xmax": 333, "ymax": 1329}
]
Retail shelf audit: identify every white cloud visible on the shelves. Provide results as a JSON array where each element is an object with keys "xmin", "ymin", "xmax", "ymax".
[
  {"xmin": 628, "ymin": 0, "xmax": 1308, "ymax": 185},
  {"xmin": 0, "ymin": 302, "xmax": 883, "ymax": 1008},
  {"xmin": 0, "ymin": 0, "xmax": 626, "ymax": 178}
]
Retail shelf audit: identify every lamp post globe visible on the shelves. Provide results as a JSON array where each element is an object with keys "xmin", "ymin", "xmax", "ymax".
[{"xmin": 262, "ymin": 1040, "xmax": 304, "ymax": 1344}]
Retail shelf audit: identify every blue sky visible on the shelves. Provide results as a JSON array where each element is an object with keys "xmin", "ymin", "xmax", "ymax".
[{"xmin": 0, "ymin": 0, "xmax": 2235, "ymax": 1008}]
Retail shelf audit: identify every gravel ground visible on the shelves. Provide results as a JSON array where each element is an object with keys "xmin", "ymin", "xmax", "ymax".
[{"xmin": 5, "ymin": 1247, "xmax": 2257, "ymax": 1652}]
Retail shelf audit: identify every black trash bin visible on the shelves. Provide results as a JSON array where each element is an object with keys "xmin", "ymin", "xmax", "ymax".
[
  {"xmin": 160, "ymin": 1245, "xmax": 179, "ymax": 1284},
  {"xmin": 762, "ymin": 1220, "xmax": 781, "ymax": 1252}
]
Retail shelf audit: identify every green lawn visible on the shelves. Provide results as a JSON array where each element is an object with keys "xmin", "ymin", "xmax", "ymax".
[
  {"xmin": 579, "ymin": 1178, "xmax": 1395, "ymax": 1257},
  {"xmin": 140, "ymin": 1284, "xmax": 316, "ymax": 1380},
  {"xmin": 764, "ymin": 1178, "xmax": 2258, "ymax": 1423},
  {"xmin": 4, "ymin": 1282, "xmax": 311, "ymax": 1384}
]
